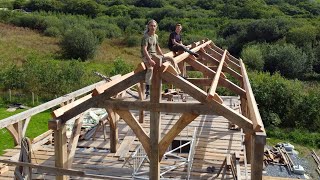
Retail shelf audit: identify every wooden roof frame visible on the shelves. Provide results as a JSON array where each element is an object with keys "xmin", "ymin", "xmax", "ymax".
[{"xmin": 45, "ymin": 39, "xmax": 266, "ymax": 180}]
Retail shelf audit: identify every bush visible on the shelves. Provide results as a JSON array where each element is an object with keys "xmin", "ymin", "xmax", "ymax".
[
  {"xmin": 125, "ymin": 35, "xmax": 140, "ymax": 47},
  {"xmin": 60, "ymin": 27, "xmax": 99, "ymax": 61},
  {"xmin": 263, "ymin": 43, "xmax": 309, "ymax": 79},
  {"xmin": 241, "ymin": 44, "xmax": 264, "ymax": 71},
  {"xmin": 294, "ymin": 89, "xmax": 320, "ymax": 131},
  {"xmin": 1, "ymin": 65, "xmax": 26, "ymax": 90},
  {"xmin": 110, "ymin": 58, "xmax": 133, "ymax": 76},
  {"xmin": 249, "ymin": 71, "xmax": 303, "ymax": 128},
  {"xmin": 43, "ymin": 26, "xmax": 60, "ymax": 37}
]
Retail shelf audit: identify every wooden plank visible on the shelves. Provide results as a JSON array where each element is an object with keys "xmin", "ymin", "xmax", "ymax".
[
  {"xmin": 240, "ymin": 59, "xmax": 264, "ymax": 132},
  {"xmin": 67, "ymin": 115, "xmax": 84, "ymax": 168},
  {"xmin": 159, "ymin": 112, "xmax": 199, "ymax": 159},
  {"xmin": 114, "ymin": 129, "xmax": 135, "ymax": 159},
  {"xmin": 0, "ymin": 159, "xmax": 131, "ymax": 180},
  {"xmin": 207, "ymin": 50, "xmax": 227, "ymax": 100},
  {"xmin": 0, "ymin": 80, "xmax": 107, "ymax": 129},
  {"xmin": 114, "ymin": 110, "xmax": 150, "ymax": 158}
]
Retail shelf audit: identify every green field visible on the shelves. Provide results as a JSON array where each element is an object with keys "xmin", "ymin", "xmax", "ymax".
[{"xmin": 0, "ymin": 108, "xmax": 51, "ymax": 155}]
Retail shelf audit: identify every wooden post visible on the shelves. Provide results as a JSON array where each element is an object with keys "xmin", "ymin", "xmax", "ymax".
[
  {"xmin": 251, "ymin": 132, "xmax": 266, "ymax": 180},
  {"xmin": 13, "ymin": 121, "xmax": 22, "ymax": 145},
  {"xmin": 138, "ymin": 82, "xmax": 145, "ymax": 123},
  {"xmin": 32, "ymin": 92, "xmax": 35, "ymax": 105},
  {"xmin": 149, "ymin": 55, "xmax": 162, "ymax": 180},
  {"xmin": 107, "ymin": 109, "xmax": 118, "ymax": 153},
  {"xmin": 54, "ymin": 122, "xmax": 68, "ymax": 180},
  {"xmin": 9, "ymin": 89, "xmax": 11, "ymax": 102}
]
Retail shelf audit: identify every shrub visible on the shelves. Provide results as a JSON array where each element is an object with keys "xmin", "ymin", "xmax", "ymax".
[
  {"xmin": 241, "ymin": 44, "xmax": 264, "ymax": 71},
  {"xmin": 263, "ymin": 43, "xmax": 309, "ymax": 79},
  {"xmin": 60, "ymin": 27, "xmax": 99, "ymax": 61},
  {"xmin": 44, "ymin": 26, "xmax": 60, "ymax": 37},
  {"xmin": 294, "ymin": 89, "xmax": 320, "ymax": 131},
  {"xmin": 110, "ymin": 58, "xmax": 133, "ymax": 76},
  {"xmin": 249, "ymin": 71, "xmax": 303, "ymax": 128},
  {"xmin": 125, "ymin": 35, "xmax": 140, "ymax": 47},
  {"xmin": 1, "ymin": 65, "xmax": 26, "ymax": 90}
]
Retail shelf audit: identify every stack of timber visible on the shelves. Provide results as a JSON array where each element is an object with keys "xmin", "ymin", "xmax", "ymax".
[
  {"xmin": 264, "ymin": 146, "xmax": 296, "ymax": 173},
  {"xmin": 311, "ymin": 150, "xmax": 320, "ymax": 176}
]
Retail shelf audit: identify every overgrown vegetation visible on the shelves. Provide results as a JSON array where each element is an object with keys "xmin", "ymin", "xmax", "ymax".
[{"xmin": 0, "ymin": 0, "xmax": 319, "ymax": 149}]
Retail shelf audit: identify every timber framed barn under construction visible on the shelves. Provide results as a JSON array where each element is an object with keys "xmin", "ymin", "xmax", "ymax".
[{"xmin": 0, "ymin": 39, "xmax": 266, "ymax": 180}]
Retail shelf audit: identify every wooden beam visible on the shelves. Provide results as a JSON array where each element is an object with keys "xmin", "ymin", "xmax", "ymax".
[
  {"xmin": 207, "ymin": 50, "xmax": 227, "ymax": 100},
  {"xmin": 134, "ymin": 62, "xmax": 146, "ymax": 73},
  {"xmin": 52, "ymin": 94, "xmax": 92, "ymax": 118},
  {"xmin": 161, "ymin": 71, "xmax": 255, "ymax": 134},
  {"xmin": 209, "ymin": 42, "xmax": 240, "ymax": 65},
  {"xmin": 97, "ymin": 100, "xmax": 218, "ymax": 115},
  {"xmin": 149, "ymin": 55, "xmax": 162, "ymax": 180},
  {"xmin": 0, "ymin": 80, "xmax": 107, "ymax": 129},
  {"xmin": 185, "ymin": 57, "xmax": 246, "ymax": 97},
  {"xmin": 21, "ymin": 117, "xmax": 31, "ymax": 138},
  {"xmin": 173, "ymin": 40, "xmax": 212, "ymax": 64},
  {"xmin": 67, "ymin": 115, "xmax": 84, "ymax": 168},
  {"xmin": 160, "ymin": 62, "xmax": 179, "ymax": 76},
  {"xmin": 159, "ymin": 112, "xmax": 199, "ymax": 159},
  {"xmin": 240, "ymin": 59, "xmax": 264, "ymax": 132},
  {"xmin": 6, "ymin": 124, "xmax": 20, "ymax": 145},
  {"xmin": 114, "ymin": 110, "xmax": 150, "ymax": 158},
  {"xmin": 54, "ymin": 70, "xmax": 145, "ymax": 124},
  {"xmin": 106, "ymin": 109, "xmax": 118, "ymax": 153},
  {"xmin": 93, "ymin": 73, "xmax": 133, "ymax": 96},
  {"xmin": 251, "ymin": 132, "xmax": 266, "ymax": 180},
  {"xmin": 0, "ymin": 159, "xmax": 131, "ymax": 180},
  {"xmin": 137, "ymin": 82, "xmax": 144, "ymax": 123},
  {"xmin": 54, "ymin": 123, "xmax": 67, "ymax": 180},
  {"xmin": 204, "ymin": 46, "xmax": 241, "ymax": 72},
  {"xmin": 199, "ymin": 49, "xmax": 242, "ymax": 81}
]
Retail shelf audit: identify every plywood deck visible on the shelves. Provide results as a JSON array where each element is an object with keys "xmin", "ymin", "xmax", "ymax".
[{"xmin": 0, "ymin": 96, "xmax": 251, "ymax": 179}]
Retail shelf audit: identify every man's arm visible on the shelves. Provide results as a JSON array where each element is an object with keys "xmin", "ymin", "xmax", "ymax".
[
  {"xmin": 143, "ymin": 45, "xmax": 155, "ymax": 66},
  {"xmin": 156, "ymin": 44, "xmax": 164, "ymax": 56}
]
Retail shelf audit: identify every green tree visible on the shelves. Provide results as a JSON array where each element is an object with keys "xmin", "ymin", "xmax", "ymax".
[
  {"xmin": 263, "ymin": 43, "xmax": 308, "ymax": 79},
  {"xmin": 241, "ymin": 44, "xmax": 264, "ymax": 71},
  {"xmin": 60, "ymin": 27, "xmax": 99, "ymax": 61}
]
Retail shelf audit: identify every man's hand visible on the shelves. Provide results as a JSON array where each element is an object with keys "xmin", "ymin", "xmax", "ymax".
[{"xmin": 149, "ymin": 59, "xmax": 156, "ymax": 66}]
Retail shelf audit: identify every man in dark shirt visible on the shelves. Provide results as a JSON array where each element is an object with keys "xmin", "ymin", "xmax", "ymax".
[{"xmin": 168, "ymin": 23, "xmax": 199, "ymax": 57}]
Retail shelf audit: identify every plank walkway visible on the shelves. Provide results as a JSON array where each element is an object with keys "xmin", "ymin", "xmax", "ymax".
[{"xmin": 0, "ymin": 96, "xmax": 252, "ymax": 179}]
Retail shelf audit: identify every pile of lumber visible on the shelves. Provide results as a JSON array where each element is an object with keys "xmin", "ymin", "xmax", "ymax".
[
  {"xmin": 311, "ymin": 150, "xmax": 320, "ymax": 176},
  {"xmin": 264, "ymin": 146, "xmax": 295, "ymax": 172}
]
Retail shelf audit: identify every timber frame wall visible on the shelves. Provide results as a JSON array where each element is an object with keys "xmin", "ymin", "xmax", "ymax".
[{"xmin": 0, "ymin": 39, "xmax": 266, "ymax": 180}]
